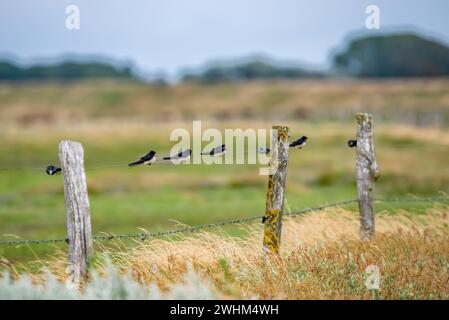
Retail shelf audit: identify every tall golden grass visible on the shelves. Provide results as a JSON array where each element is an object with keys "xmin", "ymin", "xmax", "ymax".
[{"xmin": 22, "ymin": 207, "xmax": 446, "ymax": 299}]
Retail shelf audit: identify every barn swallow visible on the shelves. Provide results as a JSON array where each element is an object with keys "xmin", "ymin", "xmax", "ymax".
[
  {"xmin": 163, "ymin": 149, "xmax": 191, "ymax": 163},
  {"xmin": 348, "ymin": 140, "xmax": 357, "ymax": 148},
  {"xmin": 201, "ymin": 144, "xmax": 226, "ymax": 156},
  {"xmin": 46, "ymin": 165, "xmax": 61, "ymax": 176},
  {"xmin": 128, "ymin": 150, "xmax": 157, "ymax": 166},
  {"xmin": 258, "ymin": 147, "xmax": 271, "ymax": 155},
  {"xmin": 290, "ymin": 136, "xmax": 308, "ymax": 149}
]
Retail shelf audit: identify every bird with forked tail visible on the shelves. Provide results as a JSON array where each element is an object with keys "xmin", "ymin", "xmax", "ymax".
[
  {"xmin": 348, "ymin": 140, "xmax": 357, "ymax": 148},
  {"xmin": 46, "ymin": 165, "xmax": 61, "ymax": 176},
  {"xmin": 163, "ymin": 149, "xmax": 191, "ymax": 164},
  {"xmin": 201, "ymin": 144, "xmax": 226, "ymax": 156},
  {"xmin": 290, "ymin": 136, "xmax": 308, "ymax": 149},
  {"xmin": 258, "ymin": 147, "xmax": 271, "ymax": 155},
  {"xmin": 128, "ymin": 150, "xmax": 157, "ymax": 167}
]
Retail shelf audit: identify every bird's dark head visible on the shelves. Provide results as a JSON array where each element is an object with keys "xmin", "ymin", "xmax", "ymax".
[
  {"xmin": 46, "ymin": 165, "xmax": 61, "ymax": 175},
  {"xmin": 46, "ymin": 165, "xmax": 55, "ymax": 175},
  {"xmin": 302, "ymin": 136, "xmax": 308, "ymax": 141},
  {"xmin": 149, "ymin": 150, "xmax": 156, "ymax": 155},
  {"xmin": 221, "ymin": 144, "xmax": 226, "ymax": 150}
]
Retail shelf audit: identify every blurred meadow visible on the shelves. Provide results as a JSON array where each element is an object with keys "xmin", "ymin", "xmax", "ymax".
[
  {"xmin": 2, "ymin": 1, "xmax": 449, "ymax": 300},
  {"xmin": 0, "ymin": 79, "xmax": 448, "ymax": 264}
]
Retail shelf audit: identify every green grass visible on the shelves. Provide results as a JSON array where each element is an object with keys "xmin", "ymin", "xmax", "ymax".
[
  {"xmin": 1, "ymin": 120, "xmax": 448, "ymax": 263},
  {"xmin": 0, "ymin": 79, "xmax": 448, "ymax": 263}
]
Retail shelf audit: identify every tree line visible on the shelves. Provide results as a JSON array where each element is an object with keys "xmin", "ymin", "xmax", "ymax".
[{"xmin": 1, "ymin": 33, "xmax": 449, "ymax": 82}]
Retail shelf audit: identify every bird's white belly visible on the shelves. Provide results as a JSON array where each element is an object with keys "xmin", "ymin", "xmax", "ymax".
[
  {"xmin": 172, "ymin": 155, "xmax": 190, "ymax": 165},
  {"xmin": 144, "ymin": 157, "xmax": 156, "ymax": 165},
  {"xmin": 181, "ymin": 155, "xmax": 191, "ymax": 162}
]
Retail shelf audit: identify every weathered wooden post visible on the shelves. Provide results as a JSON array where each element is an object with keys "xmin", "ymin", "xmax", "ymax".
[
  {"xmin": 262, "ymin": 126, "xmax": 290, "ymax": 254},
  {"xmin": 355, "ymin": 114, "xmax": 380, "ymax": 241},
  {"xmin": 59, "ymin": 140, "xmax": 93, "ymax": 287}
]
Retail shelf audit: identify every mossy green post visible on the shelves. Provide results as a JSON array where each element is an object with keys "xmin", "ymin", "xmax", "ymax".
[{"xmin": 263, "ymin": 126, "xmax": 290, "ymax": 254}]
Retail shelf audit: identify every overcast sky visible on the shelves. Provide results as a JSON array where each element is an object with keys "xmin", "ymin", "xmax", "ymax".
[{"xmin": 1, "ymin": 0, "xmax": 448, "ymax": 76}]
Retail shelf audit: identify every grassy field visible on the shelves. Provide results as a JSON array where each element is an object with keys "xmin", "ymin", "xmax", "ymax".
[
  {"xmin": 104, "ymin": 207, "xmax": 449, "ymax": 299},
  {"xmin": 2, "ymin": 207, "xmax": 448, "ymax": 299},
  {"xmin": 1, "ymin": 78, "xmax": 449, "ymax": 125},
  {"xmin": 0, "ymin": 79, "xmax": 448, "ymax": 266}
]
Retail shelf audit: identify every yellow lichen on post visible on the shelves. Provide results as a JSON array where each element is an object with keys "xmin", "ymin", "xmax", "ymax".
[{"xmin": 263, "ymin": 126, "xmax": 290, "ymax": 254}]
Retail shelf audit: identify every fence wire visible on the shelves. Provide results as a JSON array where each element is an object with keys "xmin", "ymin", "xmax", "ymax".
[
  {"xmin": 1, "ymin": 196, "xmax": 448, "ymax": 247},
  {"xmin": 0, "ymin": 148, "xmax": 270, "ymax": 174}
]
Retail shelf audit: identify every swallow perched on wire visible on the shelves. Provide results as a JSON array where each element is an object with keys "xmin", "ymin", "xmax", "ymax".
[
  {"xmin": 46, "ymin": 165, "xmax": 61, "ymax": 176},
  {"xmin": 258, "ymin": 147, "xmax": 271, "ymax": 155},
  {"xmin": 290, "ymin": 136, "xmax": 308, "ymax": 149},
  {"xmin": 128, "ymin": 150, "xmax": 157, "ymax": 166},
  {"xmin": 163, "ymin": 149, "xmax": 191, "ymax": 164},
  {"xmin": 348, "ymin": 140, "xmax": 357, "ymax": 148},
  {"xmin": 201, "ymin": 144, "xmax": 226, "ymax": 156}
]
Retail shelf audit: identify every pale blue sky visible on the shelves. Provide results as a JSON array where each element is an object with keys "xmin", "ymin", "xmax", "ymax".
[{"xmin": 1, "ymin": 0, "xmax": 448, "ymax": 76}]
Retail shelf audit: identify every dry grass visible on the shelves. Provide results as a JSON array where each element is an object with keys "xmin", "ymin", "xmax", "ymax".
[
  {"xmin": 1, "ymin": 79, "xmax": 448, "ymax": 297},
  {"xmin": 1, "ymin": 79, "xmax": 449, "ymax": 125},
  {"xmin": 19, "ymin": 207, "xmax": 446, "ymax": 300},
  {"xmin": 1, "ymin": 118, "xmax": 448, "ymax": 262}
]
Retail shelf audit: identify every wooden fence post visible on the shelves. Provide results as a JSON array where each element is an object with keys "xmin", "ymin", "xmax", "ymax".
[
  {"xmin": 59, "ymin": 140, "xmax": 93, "ymax": 287},
  {"xmin": 355, "ymin": 114, "xmax": 380, "ymax": 241},
  {"xmin": 263, "ymin": 126, "xmax": 290, "ymax": 254}
]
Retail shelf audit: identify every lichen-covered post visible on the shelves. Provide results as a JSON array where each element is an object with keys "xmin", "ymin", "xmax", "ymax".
[
  {"xmin": 263, "ymin": 126, "xmax": 290, "ymax": 254},
  {"xmin": 355, "ymin": 114, "xmax": 380, "ymax": 241},
  {"xmin": 59, "ymin": 140, "xmax": 93, "ymax": 288}
]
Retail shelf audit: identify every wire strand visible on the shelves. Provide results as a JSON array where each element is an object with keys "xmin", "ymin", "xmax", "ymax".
[{"xmin": 1, "ymin": 196, "xmax": 447, "ymax": 247}]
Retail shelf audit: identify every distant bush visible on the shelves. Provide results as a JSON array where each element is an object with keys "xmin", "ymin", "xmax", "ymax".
[
  {"xmin": 182, "ymin": 59, "xmax": 323, "ymax": 84},
  {"xmin": 333, "ymin": 33, "xmax": 449, "ymax": 77},
  {"xmin": 0, "ymin": 61, "xmax": 134, "ymax": 82}
]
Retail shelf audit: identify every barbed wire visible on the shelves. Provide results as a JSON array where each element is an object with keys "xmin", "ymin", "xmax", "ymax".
[
  {"xmin": 286, "ymin": 199, "xmax": 359, "ymax": 216},
  {"xmin": 93, "ymin": 214, "xmax": 263, "ymax": 242},
  {"xmin": 1, "ymin": 196, "xmax": 448, "ymax": 247},
  {"xmin": 0, "ymin": 238, "xmax": 67, "ymax": 246}
]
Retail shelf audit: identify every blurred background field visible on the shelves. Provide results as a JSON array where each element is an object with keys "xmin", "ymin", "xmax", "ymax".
[
  {"xmin": 1, "ymin": 78, "xmax": 449, "ymax": 125},
  {"xmin": 1, "ymin": 79, "xmax": 448, "ymax": 263},
  {"xmin": 1, "ymin": 1, "xmax": 449, "ymax": 269}
]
